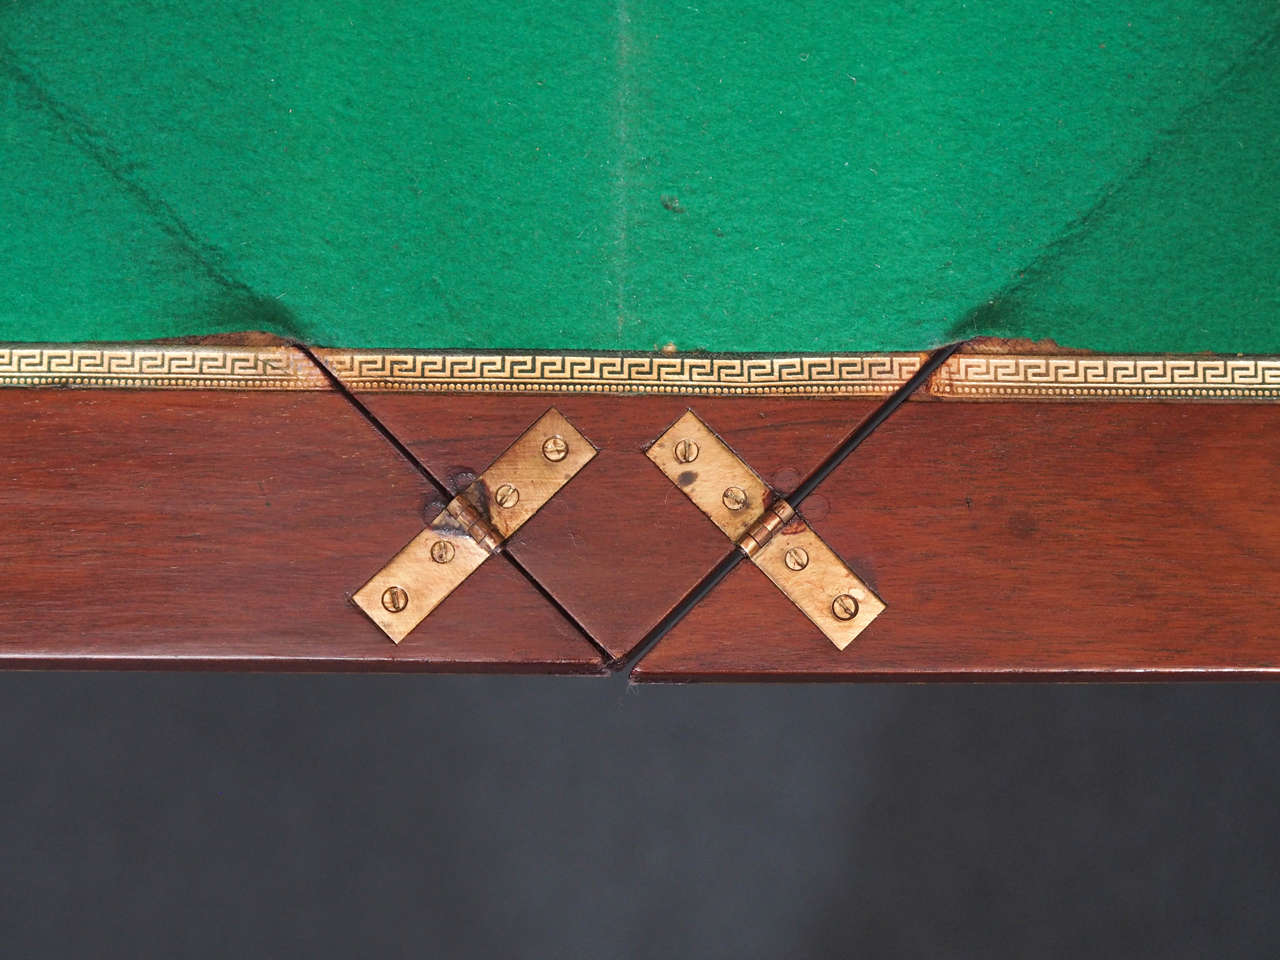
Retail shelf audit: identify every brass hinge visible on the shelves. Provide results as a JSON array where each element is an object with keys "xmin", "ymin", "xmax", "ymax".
[
  {"xmin": 647, "ymin": 410, "xmax": 884, "ymax": 649},
  {"xmin": 353, "ymin": 408, "xmax": 596, "ymax": 643}
]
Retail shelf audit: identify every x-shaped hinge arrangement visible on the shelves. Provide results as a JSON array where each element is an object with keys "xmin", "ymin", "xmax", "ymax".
[
  {"xmin": 647, "ymin": 411, "xmax": 884, "ymax": 649},
  {"xmin": 354, "ymin": 409, "xmax": 596, "ymax": 643}
]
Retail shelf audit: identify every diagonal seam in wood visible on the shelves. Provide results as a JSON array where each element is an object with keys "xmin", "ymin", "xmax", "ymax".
[
  {"xmin": 613, "ymin": 340, "xmax": 967, "ymax": 676},
  {"xmin": 293, "ymin": 342, "xmax": 611, "ymax": 663},
  {"xmin": 293, "ymin": 339, "xmax": 964, "ymax": 674}
]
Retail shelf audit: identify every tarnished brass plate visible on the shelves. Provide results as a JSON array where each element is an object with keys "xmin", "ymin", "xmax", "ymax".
[
  {"xmin": 463, "ymin": 408, "xmax": 596, "ymax": 542},
  {"xmin": 751, "ymin": 521, "xmax": 885, "ymax": 650},
  {"xmin": 645, "ymin": 410, "xmax": 771, "ymax": 542},
  {"xmin": 352, "ymin": 511, "xmax": 491, "ymax": 644},
  {"xmin": 354, "ymin": 407, "xmax": 596, "ymax": 643},
  {"xmin": 647, "ymin": 409, "xmax": 884, "ymax": 649}
]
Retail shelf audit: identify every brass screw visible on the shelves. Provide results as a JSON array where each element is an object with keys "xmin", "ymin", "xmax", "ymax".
[
  {"xmin": 494, "ymin": 483, "xmax": 520, "ymax": 508},
  {"xmin": 784, "ymin": 547, "xmax": 809, "ymax": 571},
  {"xmin": 722, "ymin": 486, "xmax": 748, "ymax": 511},
  {"xmin": 542, "ymin": 435, "xmax": 568, "ymax": 462},
  {"xmin": 381, "ymin": 586, "xmax": 409, "ymax": 613},
  {"xmin": 430, "ymin": 540, "xmax": 455, "ymax": 564},
  {"xmin": 831, "ymin": 594, "xmax": 860, "ymax": 621},
  {"xmin": 674, "ymin": 438, "xmax": 700, "ymax": 464}
]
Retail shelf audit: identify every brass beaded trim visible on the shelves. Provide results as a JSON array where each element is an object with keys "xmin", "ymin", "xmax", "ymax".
[{"xmin": 0, "ymin": 345, "xmax": 1277, "ymax": 400}]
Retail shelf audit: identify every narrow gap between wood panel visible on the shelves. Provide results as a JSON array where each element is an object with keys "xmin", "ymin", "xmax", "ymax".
[
  {"xmin": 788, "ymin": 340, "xmax": 963, "ymax": 507},
  {"xmin": 297, "ymin": 343, "xmax": 450, "ymax": 488},
  {"xmin": 617, "ymin": 340, "xmax": 965, "ymax": 677},
  {"xmin": 295, "ymin": 343, "xmax": 612, "ymax": 663}
]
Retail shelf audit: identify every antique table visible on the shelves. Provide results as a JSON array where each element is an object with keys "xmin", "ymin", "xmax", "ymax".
[{"xmin": 2, "ymin": 0, "xmax": 1277, "ymax": 679}]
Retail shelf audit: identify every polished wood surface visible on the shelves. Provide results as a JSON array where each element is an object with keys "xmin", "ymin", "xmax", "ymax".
[
  {"xmin": 356, "ymin": 393, "xmax": 882, "ymax": 659},
  {"xmin": 4, "ymin": 382, "xmax": 1278, "ymax": 678},
  {"xmin": 0, "ymin": 390, "xmax": 602, "ymax": 672},
  {"xmin": 634, "ymin": 402, "xmax": 1280, "ymax": 680}
]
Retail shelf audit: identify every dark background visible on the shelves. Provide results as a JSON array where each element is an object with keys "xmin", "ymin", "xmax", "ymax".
[{"xmin": 1, "ymin": 675, "xmax": 1276, "ymax": 957}]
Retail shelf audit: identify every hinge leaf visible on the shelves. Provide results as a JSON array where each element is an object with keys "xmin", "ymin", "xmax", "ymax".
[
  {"xmin": 353, "ymin": 407, "xmax": 596, "ymax": 643},
  {"xmin": 647, "ymin": 409, "xmax": 884, "ymax": 650}
]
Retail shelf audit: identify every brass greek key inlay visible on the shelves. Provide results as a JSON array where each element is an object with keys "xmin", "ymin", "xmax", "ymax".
[
  {"xmin": 0, "ymin": 345, "xmax": 327, "ymax": 390},
  {"xmin": 1, "ymin": 345, "xmax": 1278, "ymax": 400},
  {"xmin": 933, "ymin": 355, "xmax": 1280, "ymax": 401},
  {"xmin": 314, "ymin": 350, "xmax": 923, "ymax": 395}
]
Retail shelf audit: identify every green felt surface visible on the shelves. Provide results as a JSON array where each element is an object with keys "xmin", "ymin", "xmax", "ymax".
[{"xmin": 2, "ymin": 1, "xmax": 1277, "ymax": 352}]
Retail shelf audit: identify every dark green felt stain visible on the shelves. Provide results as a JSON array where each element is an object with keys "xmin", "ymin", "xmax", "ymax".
[
  {"xmin": 947, "ymin": 22, "xmax": 1280, "ymax": 352},
  {"xmin": 0, "ymin": 1, "xmax": 1276, "ymax": 351}
]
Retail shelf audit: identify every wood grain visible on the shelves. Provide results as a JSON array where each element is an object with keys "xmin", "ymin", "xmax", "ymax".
[
  {"xmin": 0, "ymin": 390, "xmax": 602, "ymax": 672},
  {"xmin": 356, "ymin": 394, "xmax": 883, "ymax": 659},
  {"xmin": 634, "ymin": 402, "xmax": 1280, "ymax": 680},
  {"xmin": 9, "ymin": 381, "xmax": 1277, "ymax": 680}
]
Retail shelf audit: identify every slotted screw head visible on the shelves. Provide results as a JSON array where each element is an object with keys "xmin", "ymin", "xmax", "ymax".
[
  {"xmin": 542, "ymin": 436, "xmax": 568, "ymax": 462},
  {"xmin": 784, "ymin": 547, "xmax": 809, "ymax": 571},
  {"xmin": 722, "ymin": 486, "xmax": 748, "ymax": 511},
  {"xmin": 673, "ymin": 438, "xmax": 700, "ymax": 464},
  {"xmin": 381, "ymin": 586, "xmax": 409, "ymax": 613},
  {"xmin": 831, "ymin": 594, "xmax": 860, "ymax": 621},
  {"xmin": 494, "ymin": 484, "xmax": 520, "ymax": 509}
]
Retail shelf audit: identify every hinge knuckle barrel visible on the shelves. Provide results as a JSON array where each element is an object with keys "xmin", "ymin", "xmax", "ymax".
[
  {"xmin": 647, "ymin": 410, "xmax": 884, "ymax": 651},
  {"xmin": 447, "ymin": 493, "xmax": 503, "ymax": 554},
  {"xmin": 354, "ymin": 408, "xmax": 596, "ymax": 643},
  {"xmin": 735, "ymin": 499, "xmax": 796, "ymax": 557}
]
